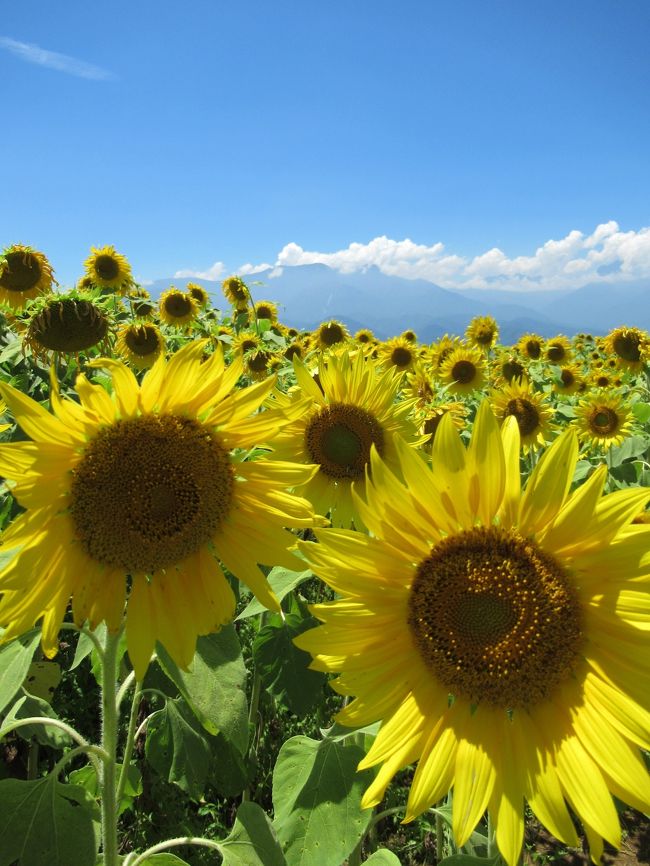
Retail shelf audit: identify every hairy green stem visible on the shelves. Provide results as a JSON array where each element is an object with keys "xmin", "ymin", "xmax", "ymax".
[
  {"xmin": 100, "ymin": 630, "xmax": 122, "ymax": 866},
  {"xmin": 124, "ymin": 836, "xmax": 223, "ymax": 866},
  {"xmin": 242, "ymin": 610, "xmax": 267, "ymax": 803}
]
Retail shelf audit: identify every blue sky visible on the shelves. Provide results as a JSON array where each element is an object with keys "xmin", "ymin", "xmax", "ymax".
[{"xmin": 2, "ymin": 0, "xmax": 650, "ymax": 291}]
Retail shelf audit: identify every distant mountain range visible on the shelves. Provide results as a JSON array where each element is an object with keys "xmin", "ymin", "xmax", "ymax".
[{"xmin": 147, "ymin": 264, "xmax": 650, "ymax": 342}]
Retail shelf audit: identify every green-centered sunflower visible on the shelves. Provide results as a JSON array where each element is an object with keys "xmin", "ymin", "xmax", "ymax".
[
  {"xmin": 378, "ymin": 336, "xmax": 418, "ymax": 373},
  {"xmin": 466, "ymin": 315, "xmax": 499, "ymax": 350},
  {"xmin": 491, "ymin": 380, "xmax": 554, "ymax": 452},
  {"xmin": 438, "ymin": 344, "xmax": 486, "ymax": 395},
  {"xmin": 0, "ymin": 341, "xmax": 321, "ymax": 680},
  {"xmin": 516, "ymin": 333, "xmax": 543, "ymax": 361},
  {"xmin": 115, "ymin": 322, "xmax": 165, "ymax": 369},
  {"xmin": 295, "ymin": 404, "xmax": 650, "ymax": 866},
  {"xmin": 0, "ymin": 244, "xmax": 56, "ymax": 310},
  {"xmin": 603, "ymin": 326, "xmax": 649, "ymax": 372},
  {"xmin": 159, "ymin": 286, "xmax": 200, "ymax": 327},
  {"xmin": 574, "ymin": 391, "xmax": 634, "ymax": 451},
  {"xmin": 269, "ymin": 351, "xmax": 420, "ymax": 528},
  {"xmin": 84, "ymin": 245, "xmax": 133, "ymax": 292},
  {"xmin": 24, "ymin": 296, "xmax": 110, "ymax": 362}
]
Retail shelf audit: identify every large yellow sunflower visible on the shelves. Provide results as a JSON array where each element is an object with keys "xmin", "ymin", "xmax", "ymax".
[
  {"xmin": 465, "ymin": 314, "xmax": 499, "ymax": 350},
  {"xmin": 115, "ymin": 322, "xmax": 165, "ymax": 369},
  {"xmin": 574, "ymin": 391, "xmax": 634, "ymax": 451},
  {"xmin": 159, "ymin": 286, "xmax": 200, "ymax": 327},
  {"xmin": 24, "ymin": 296, "xmax": 110, "ymax": 362},
  {"xmin": 269, "ymin": 351, "xmax": 420, "ymax": 528},
  {"xmin": 378, "ymin": 336, "xmax": 418, "ymax": 373},
  {"xmin": 0, "ymin": 341, "xmax": 321, "ymax": 680},
  {"xmin": 84, "ymin": 245, "xmax": 133, "ymax": 292},
  {"xmin": 295, "ymin": 404, "xmax": 650, "ymax": 866},
  {"xmin": 438, "ymin": 344, "xmax": 486, "ymax": 395},
  {"xmin": 0, "ymin": 244, "xmax": 56, "ymax": 310},
  {"xmin": 603, "ymin": 326, "xmax": 649, "ymax": 372},
  {"xmin": 491, "ymin": 380, "xmax": 554, "ymax": 452},
  {"xmin": 517, "ymin": 333, "xmax": 543, "ymax": 361}
]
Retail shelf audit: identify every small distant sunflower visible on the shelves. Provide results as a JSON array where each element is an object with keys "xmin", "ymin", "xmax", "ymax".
[
  {"xmin": 401, "ymin": 329, "xmax": 417, "ymax": 343},
  {"xmin": 221, "ymin": 276, "xmax": 249, "ymax": 311},
  {"xmin": 355, "ymin": 328, "xmax": 376, "ymax": 345},
  {"xmin": 590, "ymin": 371, "xmax": 615, "ymax": 389},
  {"xmin": 574, "ymin": 392, "xmax": 634, "ymax": 451},
  {"xmin": 0, "ymin": 244, "xmax": 56, "ymax": 310},
  {"xmin": 438, "ymin": 345, "xmax": 486, "ymax": 395},
  {"xmin": 284, "ymin": 341, "xmax": 304, "ymax": 361},
  {"xmin": 517, "ymin": 333, "xmax": 543, "ymax": 360},
  {"xmin": 466, "ymin": 315, "xmax": 499, "ymax": 349},
  {"xmin": 553, "ymin": 364, "xmax": 583, "ymax": 395},
  {"xmin": 315, "ymin": 320, "xmax": 349, "ymax": 350},
  {"xmin": 115, "ymin": 322, "xmax": 165, "ymax": 369},
  {"xmin": 295, "ymin": 406, "xmax": 650, "ymax": 866},
  {"xmin": 404, "ymin": 366, "xmax": 435, "ymax": 407},
  {"xmin": 270, "ymin": 351, "xmax": 420, "ymax": 527},
  {"xmin": 84, "ymin": 245, "xmax": 133, "ymax": 292},
  {"xmin": 493, "ymin": 353, "xmax": 527, "ymax": 385},
  {"xmin": 544, "ymin": 335, "xmax": 572, "ymax": 364},
  {"xmin": 24, "ymin": 296, "xmax": 110, "ymax": 361},
  {"xmin": 419, "ymin": 402, "xmax": 466, "ymax": 448},
  {"xmin": 232, "ymin": 330, "xmax": 262, "ymax": 355},
  {"xmin": 186, "ymin": 282, "xmax": 211, "ymax": 308},
  {"xmin": 491, "ymin": 380, "xmax": 554, "ymax": 452},
  {"xmin": 253, "ymin": 299, "xmax": 279, "ymax": 323},
  {"xmin": 604, "ymin": 326, "xmax": 649, "ymax": 372},
  {"xmin": 0, "ymin": 341, "xmax": 321, "ymax": 680},
  {"xmin": 430, "ymin": 335, "xmax": 463, "ymax": 372},
  {"xmin": 244, "ymin": 349, "xmax": 281, "ymax": 381},
  {"xmin": 127, "ymin": 287, "xmax": 155, "ymax": 318},
  {"xmin": 378, "ymin": 336, "xmax": 417, "ymax": 373},
  {"xmin": 159, "ymin": 287, "xmax": 200, "ymax": 327}
]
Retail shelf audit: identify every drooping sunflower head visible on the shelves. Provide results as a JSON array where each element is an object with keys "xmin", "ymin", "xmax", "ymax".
[
  {"xmin": 516, "ymin": 332, "xmax": 543, "ymax": 360},
  {"xmin": 574, "ymin": 391, "xmax": 634, "ymax": 450},
  {"xmin": 159, "ymin": 286, "xmax": 200, "ymax": 327},
  {"xmin": 84, "ymin": 245, "xmax": 133, "ymax": 292},
  {"xmin": 24, "ymin": 295, "xmax": 110, "ymax": 361},
  {"xmin": 0, "ymin": 244, "xmax": 56, "ymax": 310},
  {"xmin": 604, "ymin": 326, "xmax": 649, "ymax": 371},
  {"xmin": 315, "ymin": 319, "xmax": 349, "ymax": 350},
  {"xmin": 115, "ymin": 322, "xmax": 165, "ymax": 369},
  {"xmin": 466, "ymin": 314, "xmax": 499, "ymax": 349},
  {"xmin": 438, "ymin": 344, "xmax": 486, "ymax": 394},
  {"xmin": 185, "ymin": 282, "xmax": 211, "ymax": 308},
  {"xmin": 221, "ymin": 275, "xmax": 249, "ymax": 310},
  {"xmin": 378, "ymin": 336, "xmax": 417, "ymax": 373},
  {"xmin": 544, "ymin": 335, "xmax": 572, "ymax": 364},
  {"xmin": 253, "ymin": 299, "xmax": 279, "ymax": 323},
  {"xmin": 491, "ymin": 380, "xmax": 554, "ymax": 451}
]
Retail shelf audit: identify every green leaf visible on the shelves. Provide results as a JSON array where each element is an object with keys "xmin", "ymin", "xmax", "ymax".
[
  {"xmin": 137, "ymin": 856, "xmax": 191, "ymax": 865},
  {"xmin": 608, "ymin": 434, "xmax": 650, "ymax": 467},
  {"xmin": 145, "ymin": 699, "xmax": 212, "ymax": 800},
  {"xmin": 272, "ymin": 735, "xmax": 374, "ymax": 866},
  {"xmin": 252, "ymin": 596, "xmax": 327, "ymax": 715},
  {"xmin": 363, "ymin": 851, "xmax": 402, "ymax": 865},
  {"xmin": 156, "ymin": 626, "xmax": 248, "ymax": 753},
  {"xmin": 24, "ymin": 660, "xmax": 61, "ymax": 703},
  {"xmin": 237, "ymin": 567, "xmax": 313, "ymax": 620},
  {"xmin": 633, "ymin": 402, "xmax": 650, "ymax": 424},
  {"xmin": 69, "ymin": 761, "xmax": 142, "ymax": 816},
  {"xmin": 438, "ymin": 857, "xmax": 501, "ymax": 866},
  {"xmin": 0, "ymin": 776, "xmax": 97, "ymax": 866},
  {"xmin": 209, "ymin": 731, "xmax": 250, "ymax": 797},
  {"xmin": 219, "ymin": 801, "xmax": 286, "ymax": 866},
  {"xmin": 2, "ymin": 694, "xmax": 72, "ymax": 748},
  {"xmin": 0, "ymin": 629, "xmax": 41, "ymax": 715}
]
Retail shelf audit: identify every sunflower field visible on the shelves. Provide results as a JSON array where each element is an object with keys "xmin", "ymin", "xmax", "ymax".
[{"xmin": 0, "ymin": 243, "xmax": 649, "ymax": 866}]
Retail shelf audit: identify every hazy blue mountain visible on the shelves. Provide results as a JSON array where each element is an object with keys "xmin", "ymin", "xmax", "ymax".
[{"xmin": 146, "ymin": 265, "xmax": 648, "ymax": 340}]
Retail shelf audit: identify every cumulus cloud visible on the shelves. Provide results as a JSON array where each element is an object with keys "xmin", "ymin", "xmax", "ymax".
[
  {"xmin": 0, "ymin": 36, "xmax": 116, "ymax": 81},
  {"xmin": 236, "ymin": 222, "xmax": 650, "ymax": 291},
  {"xmin": 174, "ymin": 261, "xmax": 225, "ymax": 280}
]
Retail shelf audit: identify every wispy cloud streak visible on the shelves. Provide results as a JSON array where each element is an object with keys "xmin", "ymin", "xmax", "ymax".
[{"xmin": 0, "ymin": 36, "xmax": 116, "ymax": 81}]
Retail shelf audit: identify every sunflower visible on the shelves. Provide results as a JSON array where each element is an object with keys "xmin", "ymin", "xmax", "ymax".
[
  {"xmin": 0, "ymin": 341, "xmax": 321, "ymax": 680},
  {"xmin": 159, "ymin": 287, "xmax": 200, "ymax": 327},
  {"xmin": 315, "ymin": 320, "xmax": 349, "ymax": 351},
  {"xmin": 430, "ymin": 335, "xmax": 463, "ymax": 373},
  {"xmin": 438, "ymin": 345, "xmax": 486, "ymax": 395},
  {"xmin": 491, "ymin": 380, "xmax": 554, "ymax": 452},
  {"xmin": 553, "ymin": 364, "xmax": 583, "ymax": 395},
  {"xmin": 84, "ymin": 245, "xmax": 133, "ymax": 292},
  {"xmin": 270, "ymin": 351, "xmax": 420, "ymax": 528},
  {"xmin": 418, "ymin": 402, "xmax": 466, "ymax": 448},
  {"xmin": 465, "ymin": 315, "xmax": 499, "ymax": 350},
  {"xmin": 185, "ymin": 282, "xmax": 210, "ymax": 308},
  {"xmin": 253, "ymin": 299, "xmax": 279, "ymax": 323},
  {"xmin": 115, "ymin": 322, "xmax": 165, "ymax": 369},
  {"xmin": 284, "ymin": 340, "xmax": 304, "ymax": 361},
  {"xmin": 404, "ymin": 366, "xmax": 435, "ymax": 407},
  {"xmin": 24, "ymin": 296, "xmax": 110, "ymax": 361},
  {"xmin": 295, "ymin": 404, "xmax": 650, "ymax": 866},
  {"xmin": 355, "ymin": 328, "xmax": 376, "ymax": 346},
  {"xmin": 517, "ymin": 333, "xmax": 543, "ymax": 361},
  {"xmin": 0, "ymin": 244, "xmax": 56, "ymax": 310},
  {"xmin": 232, "ymin": 330, "xmax": 262, "ymax": 355},
  {"xmin": 244, "ymin": 348, "xmax": 281, "ymax": 381},
  {"xmin": 544, "ymin": 335, "xmax": 572, "ymax": 365},
  {"xmin": 604, "ymin": 327, "xmax": 649, "ymax": 372},
  {"xmin": 378, "ymin": 337, "xmax": 417, "ymax": 373},
  {"xmin": 401, "ymin": 329, "xmax": 417, "ymax": 343},
  {"xmin": 221, "ymin": 275, "xmax": 249, "ymax": 311},
  {"xmin": 128, "ymin": 287, "xmax": 155, "ymax": 318},
  {"xmin": 492, "ymin": 353, "xmax": 527, "ymax": 386},
  {"xmin": 574, "ymin": 392, "xmax": 634, "ymax": 451}
]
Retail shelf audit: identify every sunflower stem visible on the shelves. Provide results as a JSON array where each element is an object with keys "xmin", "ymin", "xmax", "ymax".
[
  {"xmin": 100, "ymin": 629, "xmax": 122, "ymax": 866},
  {"xmin": 435, "ymin": 809, "xmax": 445, "ymax": 862},
  {"xmin": 115, "ymin": 678, "xmax": 143, "ymax": 811},
  {"xmin": 242, "ymin": 610, "xmax": 267, "ymax": 802}
]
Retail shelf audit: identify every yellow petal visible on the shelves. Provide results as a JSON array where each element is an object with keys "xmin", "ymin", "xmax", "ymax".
[{"xmin": 519, "ymin": 428, "xmax": 578, "ymax": 535}]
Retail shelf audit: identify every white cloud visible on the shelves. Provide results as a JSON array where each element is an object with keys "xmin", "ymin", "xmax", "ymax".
[
  {"xmin": 236, "ymin": 222, "xmax": 650, "ymax": 291},
  {"xmin": 174, "ymin": 261, "xmax": 225, "ymax": 281},
  {"xmin": 0, "ymin": 36, "xmax": 116, "ymax": 80}
]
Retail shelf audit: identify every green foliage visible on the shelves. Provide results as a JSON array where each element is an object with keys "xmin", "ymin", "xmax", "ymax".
[
  {"xmin": 0, "ymin": 629, "xmax": 40, "ymax": 714},
  {"xmin": 219, "ymin": 801, "xmax": 286, "ymax": 866},
  {"xmin": 363, "ymin": 851, "xmax": 403, "ymax": 865},
  {"xmin": 2, "ymin": 693, "xmax": 72, "ymax": 749},
  {"xmin": 237, "ymin": 566, "xmax": 313, "ymax": 620}
]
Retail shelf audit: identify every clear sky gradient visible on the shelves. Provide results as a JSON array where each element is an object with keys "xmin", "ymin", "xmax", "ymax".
[{"xmin": 2, "ymin": 0, "xmax": 649, "ymax": 290}]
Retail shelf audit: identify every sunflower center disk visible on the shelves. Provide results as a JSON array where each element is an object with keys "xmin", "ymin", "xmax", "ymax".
[
  {"xmin": 505, "ymin": 398, "xmax": 539, "ymax": 437},
  {"xmin": 407, "ymin": 526, "xmax": 583, "ymax": 708},
  {"xmin": 0, "ymin": 251, "xmax": 41, "ymax": 292},
  {"xmin": 592, "ymin": 408, "xmax": 618, "ymax": 433},
  {"xmin": 70, "ymin": 415, "xmax": 234, "ymax": 574},
  {"xmin": 165, "ymin": 294, "xmax": 192, "ymax": 317},
  {"xmin": 392, "ymin": 347, "xmax": 412, "ymax": 368},
  {"xmin": 612, "ymin": 334, "xmax": 640, "ymax": 362},
  {"xmin": 306, "ymin": 403, "xmax": 385, "ymax": 479},
  {"xmin": 125, "ymin": 324, "xmax": 159, "ymax": 355},
  {"xmin": 452, "ymin": 360, "xmax": 477, "ymax": 384},
  {"xmin": 94, "ymin": 255, "xmax": 120, "ymax": 281}
]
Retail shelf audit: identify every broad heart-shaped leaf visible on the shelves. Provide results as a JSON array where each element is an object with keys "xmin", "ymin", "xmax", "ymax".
[
  {"xmin": 237, "ymin": 567, "xmax": 313, "ymax": 620},
  {"xmin": 272, "ymin": 736, "xmax": 374, "ymax": 866},
  {"xmin": 0, "ymin": 776, "xmax": 97, "ymax": 866},
  {"xmin": 219, "ymin": 801, "xmax": 286, "ymax": 866},
  {"xmin": 364, "ymin": 851, "xmax": 402, "ymax": 865},
  {"xmin": 252, "ymin": 595, "xmax": 327, "ymax": 716},
  {"xmin": 609, "ymin": 434, "xmax": 650, "ymax": 467},
  {"xmin": 145, "ymin": 699, "xmax": 213, "ymax": 800},
  {"xmin": 69, "ymin": 761, "xmax": 142, "ymax": 816},
  {"xmin": 156, "ymin": 625, "xmax": 248, "ymax": 753},
  {"xmin": 0, "ymin": 628, "xmax": 40, "ymax": 715},
  {"xmin": 2, "ymin": 693, "xmax": 72, "ymax": 749}
]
